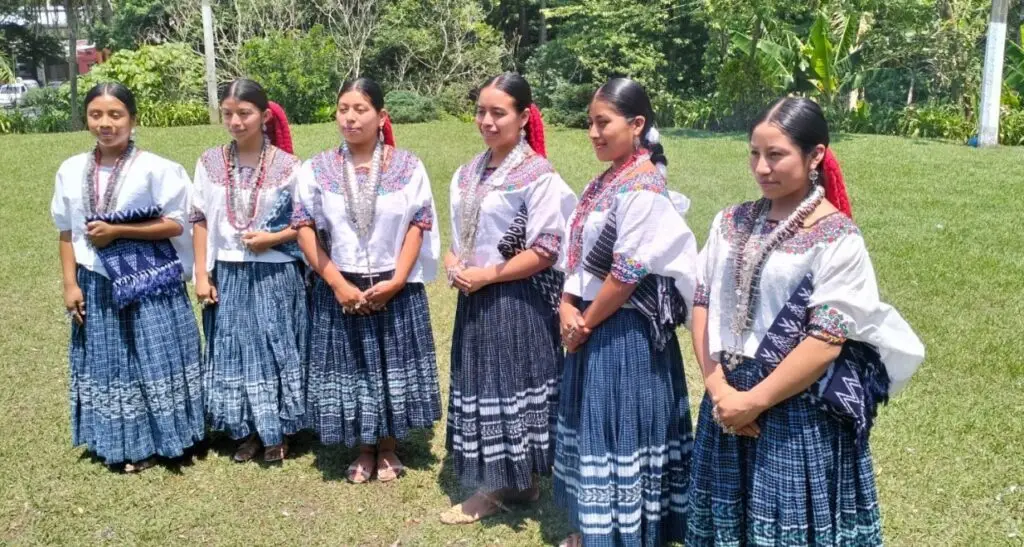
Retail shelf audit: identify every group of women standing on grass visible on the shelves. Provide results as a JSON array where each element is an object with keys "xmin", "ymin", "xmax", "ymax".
[{"xmin": 52, "ymin": 71, "xmax": 925, "ymax": 545}]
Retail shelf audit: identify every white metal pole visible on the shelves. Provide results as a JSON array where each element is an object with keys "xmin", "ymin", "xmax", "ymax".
[
  {"xmin": 978, "ymin": 0, "xmax": 1010, "ymax": 147},
  {"xmin": 202, "ymin": 0, "xmax": 218, "ymax": 124}
]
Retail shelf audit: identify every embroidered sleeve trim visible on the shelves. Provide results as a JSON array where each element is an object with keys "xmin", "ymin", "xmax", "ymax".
[
  {"xmin": 411, "ymin": 204, "xmax": 434, "ymax": 231},
  {"xmin": 694, "ymin": 281, "xmax": 710, "ymax": 308},
  {"xmin": 531, "ymin": 232, "xmax": 562, "ymax": 260},
  {"xmin": 610, "ymin": 252, "xmax": 648, "ymax": 284},
  {"xmin": 290, "ymin": 202, "xmax": 314, "ymax": 228},
  {"xmin": 807, "ymin": 304, "xmax": 851, "ymax": 345}
]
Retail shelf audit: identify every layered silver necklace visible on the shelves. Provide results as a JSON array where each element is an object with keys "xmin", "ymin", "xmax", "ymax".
[
  {"xmin": 83, "ymin": 140, "xmax": 138, "ymax": 216},
  {"xmin": 339, "ymin": 140, "xmax": 384, "ymax": 243},
  {"xmin": 724, "ymin": 183, "xmax": 825, "ymax": 369},
  {"xmin": 455, "ymin": 138, "xmax": 530, "ymax": 266},
  {"xmin": 224, "ymin": 137, "xmax": 270, "ymax": 231}
]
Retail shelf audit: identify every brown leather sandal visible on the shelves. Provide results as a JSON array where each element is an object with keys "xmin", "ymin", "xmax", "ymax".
[
  {"xmin": 233, "ymin": 435, "xmax": 261, "ymax": 463},
  {"xmin": 263, "ymin": 440, "xmax": 288, "ymax": 463}
]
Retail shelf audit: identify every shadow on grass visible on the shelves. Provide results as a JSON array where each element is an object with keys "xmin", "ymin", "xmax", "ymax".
[
  {"xmin": 435, "ymin": 454, "xmax": 573, "ymax": 544},
  {"xmin": 76, "ymin": 436, "xmax": 216, "ymax": 475},
  {"xmin": 311, "ymin": 427, "xmax": 440, "ymax": 482}
]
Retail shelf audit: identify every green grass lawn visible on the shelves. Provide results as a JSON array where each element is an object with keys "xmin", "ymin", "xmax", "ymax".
[{"xmin": 1, "ymin": 121, "xmax": 1022, "ymax": 545}]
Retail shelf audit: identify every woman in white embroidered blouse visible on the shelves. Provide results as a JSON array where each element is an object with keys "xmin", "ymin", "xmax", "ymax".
[
  {"xmin": 190, "ymin": 79, "xmax": 308, "ymax": 464},
  {"xmin": 292, "ymin": 77, "xmax": 441, "ymax": 484},
  {"xmin": 552, "ymin": 78, "xmax": 699, "ymax": 547},
  {"xmin": 686, "ymin": 97, "xmax": 925, "ymax": 545},
  {"xmin": 50, "ymin": 83, "xmax": 204, "ymax": 473},
  {"xmin": 440, "ymin": 73, "xmax": 577, "ymax": 525}
]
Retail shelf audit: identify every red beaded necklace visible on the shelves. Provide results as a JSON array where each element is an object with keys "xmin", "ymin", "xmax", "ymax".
[{"xmin": 222, "ymin": 138, "xmax": 271, "ymax": 231}]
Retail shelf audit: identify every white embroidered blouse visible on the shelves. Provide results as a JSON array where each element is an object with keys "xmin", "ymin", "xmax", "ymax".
[
  {"xmin": 50, "ymin": 151, "xmax": 195, "ymax": 280},
  {"xmin": 190, "ymin": 144, "xmax": 302, "ymax": 272},
  {"xmin": 695, "ymin": 203, "xmax": 925, "ymax": 393},
  {"xmin": 561, "ymin": 159, "xmax": 699, "ymax": 310},
  {"xmin": 291, "ymin": 146, "xmax": 440, "ymax": 283},
  {"xmin": 448, "ymin": 152, "xmax": 577, "ymax": 268}
]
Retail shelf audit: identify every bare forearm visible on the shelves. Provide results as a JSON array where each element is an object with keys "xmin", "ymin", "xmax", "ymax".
[
  {"xmin": 393, "ymin": 225, "xmax": 424, "ymax": 284},
  {"xmin": 116, "ymin": 218, "xmax": 184, "ymax": 240},
  {"xmin": 58, "ymin": 232, "xmax": 77, "ymax": 287},
  {"xmin": 581, "ymin": 276, "xmax": 636, "ymax": 330},
  {"xmin": 749, "ymin": 337, "xmax": 842, "ymax": 408},
  {"xmin": 192, "ymin": 222, "xmax": 210, "ymax": 282},
  {"xmin": 267, "ymin": 227, "xmax": 298, "ymax": 245},
  {"xmin": 487, "ymin": 249, "xmax": 555, "ymax": 284},
  {"xmin": 297, "ymin": 226, "xmax": 347, "ymax": 290}
]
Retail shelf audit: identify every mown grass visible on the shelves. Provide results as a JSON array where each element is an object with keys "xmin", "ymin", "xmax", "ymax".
[{"xmin": 0, "ymin": 121, "xmax": 1021, "ymax": 545}]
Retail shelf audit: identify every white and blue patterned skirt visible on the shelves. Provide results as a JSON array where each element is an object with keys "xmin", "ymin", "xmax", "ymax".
[
  {"xmin": 304, "ymin": 273, "xmax": 441, "ymax": 447},
  {"xmin": 201, "ymin": 261, "xmax": 308, "ymax": 447},
  {"xmin": 686, "ymin": 358, "xmax": 883, "ymax": 546},
  {"xmin": 446, "ymin": 278, "xmax": 562, "ymax": 492},
  {"xmin": 69, "ymin": 268, "xmax": 205, "ymax": 465},
  {"xmin": 553, "ymin": 306, "xmax": 692, "ymax": 547}
]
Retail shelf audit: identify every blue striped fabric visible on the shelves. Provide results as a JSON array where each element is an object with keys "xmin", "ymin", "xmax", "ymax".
[
  {"xmin": 686, "ymin": 358, "xmax": 883, "ymax": 546},
  {"xmin": 69, "ymin": 268, "xmax": 205, "ymax": 465},
  {"xmin": 202, "ymin": 261, "xmax": 309, "ymax": 446},
  {"xmin": 553, "ymin": 307, "xmax": 693, "ymax": 546},
  {"xmin": 304, "ymin": 275, "xmax": 441, "ymax": 446},
  {"xmin": 446, "ymin": 278, "xmax": 562, "ymax": 491}
]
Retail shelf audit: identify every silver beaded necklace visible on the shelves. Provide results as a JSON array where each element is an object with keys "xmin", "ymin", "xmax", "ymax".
[
  {"xmin": 724, "ymin": 183, "xmax": 825, "ymax": 369},
  {"xmin": 339, "ymin": 140, "xmax": 384, "ymax": 243},
  {"xmin": 455, "ymin": 138, "xmax": 530, "ymax": 266},
  {"xmin": 83, "ymin": 140, "xmax": 138, "ymax": 216}
]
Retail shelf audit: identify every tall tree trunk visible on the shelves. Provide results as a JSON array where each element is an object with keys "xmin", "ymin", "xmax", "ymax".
[
  {"xmin": 539, "ymin": 0, "xmax": 547, "ymax": 45},
  {"xmin": 67, "ymin": 0, "xmax": 80, "ymax": 131},
  {"xmin": 518, "ymin": 1, "xmax": 528, "ymax": 52}
]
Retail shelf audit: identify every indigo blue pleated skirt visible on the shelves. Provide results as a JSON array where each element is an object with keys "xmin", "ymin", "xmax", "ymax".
[
  {"xmin": 686, "ymin": 358, "xmax": 883, "ymax": 546},
  {"xmin": 553, "ymin": 306, "xmax": 692, "ymax": 547},
  {"xmin": 446, "ymin": 278, "xmax": 562, "ymax": 492},
  {"xmin": 201, "ymin": 261, "xmax": 308, "ymax": 446},
  {"xmin": 304, "ymin": 274, "xmax": 441, "ymax": 447},
  {"xmin": 69, "ymin": 268, "xmax": 205, "ymax": 465}
]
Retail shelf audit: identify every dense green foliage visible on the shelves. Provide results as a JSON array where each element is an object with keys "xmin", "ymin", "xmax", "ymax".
[{"xmin": 4, "ymin": 0, "xmax": 1024, "ymax": 144}]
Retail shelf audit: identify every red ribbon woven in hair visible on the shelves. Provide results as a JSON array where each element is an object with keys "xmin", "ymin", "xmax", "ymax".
[
  {"xmin": 822, "ymin": 148, "xmax": 852, "ymax": 218},
  {"xmin": 265, "ymin": 101, "xmax": 294, "ymax": 154},
  {"xmin": 525, "ymin": 104, "xmax": 547, "ymax": 158},
  {"xmin": 381, "ymin": 112, "xmax": 396, "ymax": 147}
]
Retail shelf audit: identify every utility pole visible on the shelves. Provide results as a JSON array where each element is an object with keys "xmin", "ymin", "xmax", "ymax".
[
  {"xmin": 66, "ymin": 0, "xmax": 80, "ymax": 130},
  {"xmin": 201, "ymin": 0, "xmax": 218, "ymax": 124},
  {"xmin": 978, "ymin": 0, "xmax": 1010, "ymax": 147}
]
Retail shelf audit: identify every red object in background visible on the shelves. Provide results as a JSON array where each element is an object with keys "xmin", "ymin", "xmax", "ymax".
[{"xmin": 75, "ymin": 41, "xmax": 108, "ymax": 74}]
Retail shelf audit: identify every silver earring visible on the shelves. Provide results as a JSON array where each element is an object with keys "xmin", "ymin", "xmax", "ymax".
[
  {"xmin": 130, "ymin": 128, "xmax": 137, "ymax": 140},
  {"xmin": 633, "ymin": 136, "xmax": 641, "ymax": 150},
  {"xmin": 809, "ymin": 169, "xmax": 820, "ymax": 184}
]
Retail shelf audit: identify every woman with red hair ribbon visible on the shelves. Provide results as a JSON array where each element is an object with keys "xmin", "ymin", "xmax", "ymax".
[
  {"xmin": 687, "ymin": 97, "xmax": 925, "ymax": 545},
  {"xmin": 292, "ymin": 77, "xmax": 441, "ymax": 485},
  {"xmin": 440, "ymin": 72, "xmax": 577, "ymax": 524},
  {"xmin": 190, "ymin": 78, "xmax": 308, "ymax": 464}
]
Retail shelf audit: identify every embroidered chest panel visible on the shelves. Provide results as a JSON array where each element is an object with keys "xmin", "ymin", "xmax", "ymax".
[
  {"xmin": 719, "ymin": 202, "xmax": 860, "ymax": 254},
  {"xmin": 457, "ymin": 152, "xmax": 554, "ymax": 194},
  {"xmin": 200, "ymin": 145, "xmax": 299, "ymax": 190},
  {"xmin": 311, "ymin": 146, "xmax": 419, "ymax": 196}
]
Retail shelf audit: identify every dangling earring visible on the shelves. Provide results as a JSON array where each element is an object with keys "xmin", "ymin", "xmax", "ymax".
[
  {"xmin": 378, "ymin": 125, "xmax": 384, "ymax": 143},
  {"xmin": 520, "ymin": 127, "xmax": 527, "ymax": 141},
  {"xmin": 809, "ymin": 169, "xmax": 820, "ymax": 185},
  {"xmin": 261, "ymin": 122, "xmax": 267, "ymax": 133},
  {"xmin": 633, "ymin": 135, "xmax": 641, "ymax": 150},
  {"xmin": 130, "ymin": 127, "xmax": 137, "ymax": 140}
]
